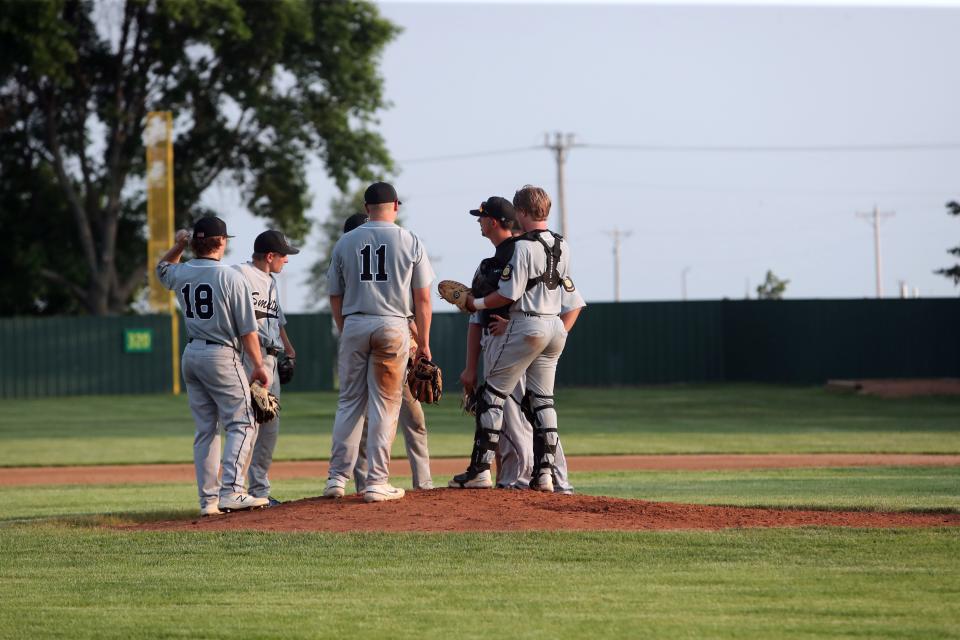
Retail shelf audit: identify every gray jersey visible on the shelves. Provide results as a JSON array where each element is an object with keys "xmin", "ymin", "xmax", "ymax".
[
  {"xmin": 327, "ymin": 221, "xmax": 435, "ymax": 317},
  {"xmin": 498, "ymin": 231, "xmax": 584, "ymax": 315},
  {"xmin": 157, "ymin": 259, "xmax": 258, "ymax": 350},
  {"xmin": 234, "ymin": 262, "xmax": 286, "ymax": 350}
]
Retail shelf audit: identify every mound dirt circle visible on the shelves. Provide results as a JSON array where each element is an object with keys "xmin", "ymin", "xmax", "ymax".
[{"xmin": 131, "ymin": 489, "xmax": 960, "ymax": 533}]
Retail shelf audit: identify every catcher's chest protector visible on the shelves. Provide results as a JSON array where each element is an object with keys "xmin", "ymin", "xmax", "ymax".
[
  {"xmin": 471, "ymin": 238, "xmax": 517, "ymax": 324},
  {"xmin": 520, "ymin": 230, "xmax": 564, "ymax": 291}
]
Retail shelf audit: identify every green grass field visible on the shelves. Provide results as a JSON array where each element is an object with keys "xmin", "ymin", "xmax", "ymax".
[
  {"xmin": 2, "ymin": 385, "xmax": 958, "ymax": 466},
  {"xmin": 1, "ymin": 527, "xmax": 957, "ymax": 639},
  {"xmin": 0, "ymin": 385, "xmax": 957, "ymax": 638}
]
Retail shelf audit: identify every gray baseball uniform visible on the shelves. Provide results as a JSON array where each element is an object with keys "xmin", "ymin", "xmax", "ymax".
[
  {"xmin": 456, "ymin": 229, "xmax": 584, "ymax": 488},
  {"xmin": 157, "ymin": 258, "xmax": 259, "ymax": 511},
  {"xmin": 493, "ymin": 288, "xmax": 585, "ymax": 492},
  {"xmin": 326, "ymin": 221, "xmax": 435, "ymax": 488},
  {"xmin": 354, "ymin": 381, "xmax": 434, "ymax": 492},
  {"xmin": 234, "ymin": 262, "xmax": 286, "ymax": 499}
]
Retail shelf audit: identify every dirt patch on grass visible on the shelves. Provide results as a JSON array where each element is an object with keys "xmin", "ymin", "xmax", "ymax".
[
  {"xmin": 130, "ymin": 489, "xmax": 960, "ymax": 533},
  {"xmin": 4, "ymin": 454, "xmax": 960, "ymax": 486},
  {"xmin": 826, "ymin": 378, "xmax": 960, "ymax": 397}
]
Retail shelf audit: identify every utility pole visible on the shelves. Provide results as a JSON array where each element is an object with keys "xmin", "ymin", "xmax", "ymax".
[
  {"xmin": 544, "ymin": 132, "xmax": 580, "ymax": 237},
  {"xmin": 856, "ymin": 205, "xmax": 894, "ymax": 298},
  {"xmin": 603, "ymin": 227, "xmax": 633, "ymax": 302}
]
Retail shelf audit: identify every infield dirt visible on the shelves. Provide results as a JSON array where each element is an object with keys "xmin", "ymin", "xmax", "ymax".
[
  {"xmin": 5, "ymin": 453, "xmax": 959, "ymax": 486},
  {"xmin": 131, "ymin": 489, "xmax": 960, "ymax": 533}
]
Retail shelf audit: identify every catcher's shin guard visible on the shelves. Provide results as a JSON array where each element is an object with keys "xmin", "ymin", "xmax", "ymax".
[
  {"xmin": 469, "ymin": 383, "xmax": 507, "ymax": 471},
  {"xmin": 521, "ymin": 391, "xmax": 559, "ymax": 485}
]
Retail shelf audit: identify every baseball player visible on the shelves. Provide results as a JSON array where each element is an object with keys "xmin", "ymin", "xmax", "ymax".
[
  {"xmin": 322, "ymin": 182, "xmax": 435, "ymax": 502},
  {"xmin": 341, "ymin": 212, "xmax": 434, "ymax": 493},
  {"xmin": 452, "ymin": 197, "xmax": 577, "ymax": 492},
  {"xmin": 157, "ymin": 216, "xmax": 270, "ymax": 516},
  {"xmin": 449, "ymin": 185, "xmax": 584, "ymax": 492},
  {"xmin": 234, "ymin": 230, "xmax": 300, "ymax": 506}
]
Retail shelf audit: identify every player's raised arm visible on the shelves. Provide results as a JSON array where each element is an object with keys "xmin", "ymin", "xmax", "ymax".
[{"xmin": 159, "ymin": 229, "xmax": 191, "ymax": 265}]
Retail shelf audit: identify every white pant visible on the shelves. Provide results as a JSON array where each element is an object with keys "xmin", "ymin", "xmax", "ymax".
[
  {"xmin": 479, "ymin": 315, "xmax": 568, "ymax": 474},
  {"xmin": 496, "ymin": 375, "xmax": 573, "ymax": 492},
  {"xmin": 182, "ymin": 342, "xmax": 257, "ymax": 508},
  {"xmin": 355, "ymin": 381, "xmax": 433, "ymax": 491},
  {"xmin": 244, "ymin": 351, "xmax": 280, "ymax": 498},
  {"xmin": 328, "ymin": 315, "xmax": 410, "ymax": 486}
]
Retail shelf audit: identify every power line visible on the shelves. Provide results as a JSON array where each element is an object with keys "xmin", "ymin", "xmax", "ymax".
[
  {"xmin": 582, "ymin": 142, "xmax": 960, "ymax": 152},
  {"xmin": 400, "ymin": 146, "xmax": 537, "ymax": 164},
  {"xmin": 399, "ymin": 140, "xmax": 960, "ymax": 165}
]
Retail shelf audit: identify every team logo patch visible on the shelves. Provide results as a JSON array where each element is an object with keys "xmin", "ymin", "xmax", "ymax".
[
  {"xmin": 562, "ymin": 276, "xmax": 576, "ymax": 292},
  {"xmin": 500, "ymin": 265, "xmax": 512, "ymax": 281}
]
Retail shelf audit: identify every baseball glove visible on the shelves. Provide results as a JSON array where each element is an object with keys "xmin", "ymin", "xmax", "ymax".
[
  {"xmin": 438, "ymin": 280, "xmax": 471, "ymax": 313},
  {"xmin": 277, "ymin": 352, "xmax": 295, "ymax": 385},
  {"xmin": 407, "ymin": 356, "xmax": 443, "ymax": 404},
  {"xmin": 461, "ymin": 386, "xmax": 478, "ymax": 416},
  {"xmin": 250, "ymin": 380, "xmax": 281, "ymax": 423}
]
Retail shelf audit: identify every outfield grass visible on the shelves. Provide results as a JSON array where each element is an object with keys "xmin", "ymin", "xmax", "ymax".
[
  {"xmin": 1, "ymin": 385, "xmax": 957, "ymax": 638},
  {"xmin": 0, "ymin": 526, "xmax": 956, "ymax": 639},
  {"xmin": 1, "ymin": 466, "xmax": 956, "ymax": 525},
  {"xmin": 2, "ymin": 385, "xmax": 958, "ymax": 466}
]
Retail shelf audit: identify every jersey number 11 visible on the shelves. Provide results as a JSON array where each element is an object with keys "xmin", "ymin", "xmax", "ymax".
[{"xmin": 360, "ymin": 244, "xmax": 389, "ymax": 282}]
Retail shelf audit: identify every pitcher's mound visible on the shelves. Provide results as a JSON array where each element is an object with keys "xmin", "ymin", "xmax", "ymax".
[{"xmin": 133, "ymin": 489, "xmax": 960, "ymax": 533}]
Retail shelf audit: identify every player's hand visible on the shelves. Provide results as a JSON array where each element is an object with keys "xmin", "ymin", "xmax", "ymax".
[
  {"xmin": 251, "ymin": 363, "xmax": 270, "ymax": 387},
  {"xmin": 464, "ymin": 295, "xmax": 477, "ymax": 313},
  {"xmin": 175, "ymin": 229, "xmax": 191, "ymax": 246},
  {"xmin": 488, "ymin": 314, "xmax": 509, "ymax": 336},
  {"xmin": 459, "ymin": 367, "xmax": 477, "ymax": 392},
  {"xmin": 417, "ymin": 345, "xmax": 432, "ymax": 362}
]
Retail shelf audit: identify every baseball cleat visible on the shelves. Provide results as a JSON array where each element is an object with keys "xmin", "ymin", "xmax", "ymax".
[
  {"xmin": 533, "ymin": 472, "xmax": 554, "ymax": 493},
  {"xmin": 363, "ymin": 484, "xmax": 405, "ymax": 503},
  {"xmin": 266, "ymin": 497, "xmax": 283, "ymax": 507},
  {"xmin": 448, "ymin": 469, "xmax": 492, "ymax": 489},
  {"xmin": 218, "ymin": 493, "xmax": 269, "ymax": 512},
  {"xmin": 322, "ymin": 477, "xmax": 346, "ymax": 499},
  {"xmin": 200, "ymin": 504, "xmax": 223, "ymax": 517}
]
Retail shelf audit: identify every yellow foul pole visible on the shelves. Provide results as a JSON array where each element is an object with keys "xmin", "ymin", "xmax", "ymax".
[{"xmin": 145, "ymin": 112, "xmax": 180, "ymax": 395}]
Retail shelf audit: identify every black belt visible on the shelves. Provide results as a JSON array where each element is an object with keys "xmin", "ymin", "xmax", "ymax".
[
  {"xmin": 188, "ymin": 338, "xmax": 234, "ymax": 350},
  {"xmin": 264, "ymin": 346, "xmax": 281, "ymax": 357}
]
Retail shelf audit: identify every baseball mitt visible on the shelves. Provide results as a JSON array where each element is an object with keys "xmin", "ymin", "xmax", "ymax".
[
  {"xmin": 250, "ymin": 380, "xmax": 281, "ymax": 423},
  {"xmin": 438, "ymin": 280, "xmax": 471, "ymax": 313},
  {"xmin": 407, "ymin": 356, "xmax": 443, "ymax": 404},
  {"xmin": 461, "ymin": 386, "xmax": 478, "ymax": 416},
  {"xmin": 277, "ymin": 352, "xmax": 295, "ymax": 385}
]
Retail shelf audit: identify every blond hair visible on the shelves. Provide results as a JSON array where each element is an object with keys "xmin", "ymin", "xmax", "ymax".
[{"xmin": 512, "ymin": 185, "xmax": 551, "ymax": 221}]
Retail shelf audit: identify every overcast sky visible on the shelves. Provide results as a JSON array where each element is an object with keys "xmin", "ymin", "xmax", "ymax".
[{"xmin": 205, "ymin": 1, "xmax": 960, "ymax": 311}]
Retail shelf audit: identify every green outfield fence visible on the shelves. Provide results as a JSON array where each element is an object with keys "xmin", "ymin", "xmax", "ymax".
[{"xmin": 1, "ymin": 298, "xmax": 958, "ymax": 398}]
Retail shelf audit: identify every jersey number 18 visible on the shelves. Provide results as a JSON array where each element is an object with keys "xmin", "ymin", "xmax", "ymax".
[
  {"xmin": 180, "ymin": 283, "xmax": 215, "ymax": 319},
  {"xmin": 359, "ymin": 244, "xmax": 389, "ymax": 282}
]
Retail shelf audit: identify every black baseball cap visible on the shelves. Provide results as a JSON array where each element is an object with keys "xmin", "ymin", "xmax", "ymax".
[
  {"xmin": 193, "ymin": 216, "xmax": 234, "ymax": 238},
  {"xmin": 343, "ymin": 212, "xmax": 369, "ymax": 234},
  {"xmin": 470, "ymin": 196, "xmax": 516, "ymax": 223},
  {"xmin": 254, "ymin": 230, "xmax": 300, "ymax": 255},
  {"xmin": 364, "ymin": 181, "xmax": 401, "ymax": 205}
]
